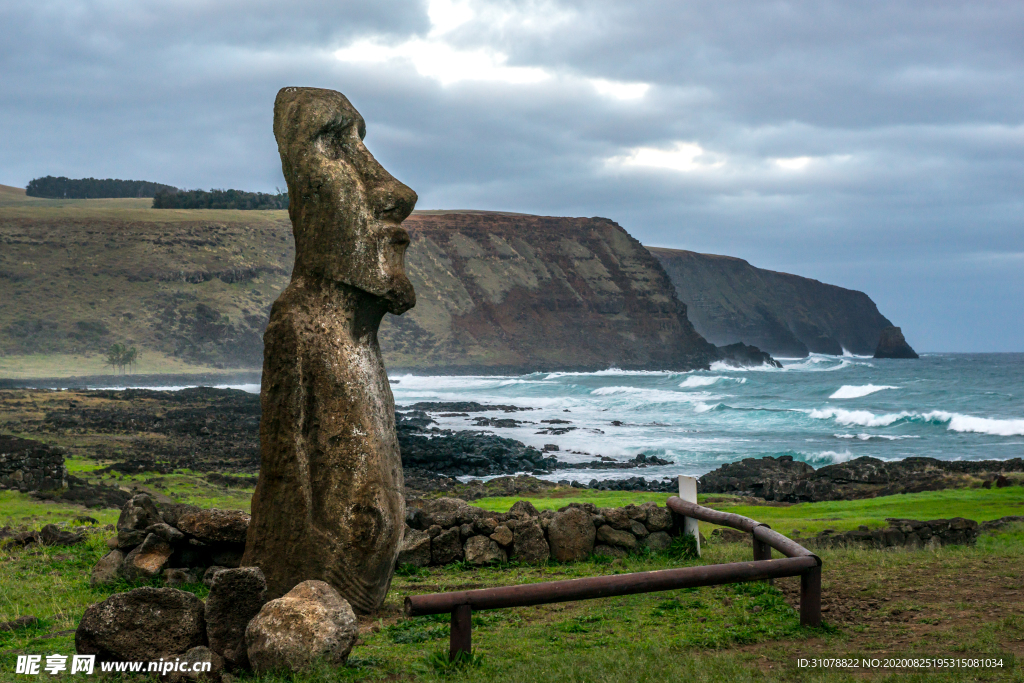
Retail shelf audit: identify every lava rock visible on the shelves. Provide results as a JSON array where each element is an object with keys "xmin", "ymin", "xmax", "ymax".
[
  {"xmin": 245, "ymin": 580, "xmax": 358, "ymax": 673},
  {"xmin": 512, "ymin": 520, "xmax": 550, "ymax": 563},
  {"xmin": 397, "ymin": 528, "xmax": 431, "ymax": 568},
  {"xmin": 121, "ymin": 533, "xmax": 173, "ymax": 581},
  {"xmin": 431, "ymin": 527, "xmax": 464, "ymax": 565},
  {"xmin": 117, "ymin": 494, "xmax": 162, "ymax": 532},
  {"xmin": 90, "ymin": 550, "xmax": 125, "ymax": 587},
  {"xmin": 206, "ymin": 567, "xmax": 267, "ymax": 669},
  {"xmin": 463, "ymin": 536, "xmax": 507, "ymax": 565},
  {"xmin": 177, "ymin": 509, "xmax": 250, "ymax": 545},
  {"xmin": 547, "ymin": 507, "xmax": 596, "ymax": 562},
  {"xmin": 75, "ymin": 587, "xmax": 206, "ymax": 662},
  {"xmin": 596, "ymin": 525, "xmax": 637, "ymax": 550}
]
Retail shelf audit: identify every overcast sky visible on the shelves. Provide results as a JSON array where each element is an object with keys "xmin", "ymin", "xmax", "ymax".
[{"xmin": 2, "ymin": 0, "xmax": 1022, "ymax": 351}]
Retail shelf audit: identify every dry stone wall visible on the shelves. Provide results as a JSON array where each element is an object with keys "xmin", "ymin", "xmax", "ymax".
[
  {"xmin": 0, "ymin": 435, "xmax": 66, "ymax": 492},
  {"xmin": 399, "ymin": 497, "xmax": 682, "ymax": 566}
]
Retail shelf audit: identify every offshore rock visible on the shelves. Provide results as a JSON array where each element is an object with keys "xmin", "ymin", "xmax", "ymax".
[
  {"xmin": 245, "ymin": 580, "xmax": 358, "ymax": 674},
  {"xmin": 874, "ymin": 326, "xmax": 919, "ymax": 359},
  {"xmin": 242, "ymin": 88, "xmax": 416, "ymax": 612},
  {"xmin": 75, "ymin": 587, "xmax": 206, "ymax": 662}
]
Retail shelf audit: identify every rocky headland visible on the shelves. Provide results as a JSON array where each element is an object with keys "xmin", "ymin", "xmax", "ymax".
[{"xmin": 650, "ymin": 247, "xmax": 910, "ymax": 358}]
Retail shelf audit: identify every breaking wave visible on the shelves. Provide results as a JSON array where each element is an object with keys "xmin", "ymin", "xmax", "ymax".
[
  {"xmin": 829, "ymin": 384, "xmax": 898, "ymax": 399},
  {"xmin": 679, "ymin": 375, "xmax": 747, "ymax": 389},
  {"xmin": 808, "ymin": 408, "xmax": 1024, "ymax": 436}
]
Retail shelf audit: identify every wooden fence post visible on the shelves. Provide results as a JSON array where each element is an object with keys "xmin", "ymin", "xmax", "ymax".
[
  {"xmin": 677, "ymin": 475, "xmax": 700, "ymax": 557},
  {"xmin": 450, "ymin": 603, "xmax": 472, "ymax": 660}
]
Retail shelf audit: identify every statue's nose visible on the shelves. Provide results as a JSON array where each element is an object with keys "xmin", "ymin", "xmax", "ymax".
[{"xmin": 368, "ymin": 178, "xmax": 417, "ymax": 223}]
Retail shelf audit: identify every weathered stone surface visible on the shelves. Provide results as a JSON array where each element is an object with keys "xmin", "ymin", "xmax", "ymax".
[
  {"xmin": 117, "ymin": 494, "xmax": 161, "ymax": 531},
  {"xmin": 117, "ymin": 528, "xmax": 147, "ymax": 549},
  {"xmin": 203, "ymin": 566, "xmax": 228, "ymax": 587},
  {"xmin": 629, "ymin": 520, "xmax": 649, "ymax": 538},
  {"xmin": 146, "ymin": 522, "xmax": 185, "ymax": 544},
  {"xmin": 464, "ymin": 536, "xmax": 506, "ymax": 565},
  {"xmin": 643, "ymin": 531, "xmax": 672, "ymax": 552},
  {"xmin": 206, "ymin": 567, "xmax": 267, "ymax": 668},
  {"xmin": 490, "ymin": 525, "xmax": 513, "ymax": 547},
  {"xmin": 509, "ymin": 500, "xmax": 540, "ymax": 518},
  {"xmin": 601, "ymin": 507, "xmax": 632, "ymax": 531},
  {"xmin": 641, "ymin": 503, "xmax": 673, "ymax": 532},
  {"xmin": 165, "ymin": 646, "xmax": 224, "ymax": 682},
  {"xmin": 241, "ymin": 88, "xmax": 416, "ymax": 613},
  {"xmin": 75, "ymin": 587, "xmax": 206, "ymax": 662},
  {"xmin": 90, "ymin": 550, "xmax": 124, "ymax": 587},
  {"xmin": 121, "ymin": 533, "xmax": 173, "ymax": 580},
  {"xmin": 397, "ymin": 528, "xmax": 431, "ymax": 567},
  {"xmin": 245, "ymin": 580, "xmax": 358, "ymax": 673},
  {"xmin": 512, "ymin": 520, "xmax": 550, "ymax": 563},
  {"xmin": 431, "ymin": 527, "xmax": 463, "ymax": 565},
  {"xmin": 547, "ymin": 508, "xmax": 596, "ymax": 562},
  {"xmin": 596, "ymin": 525, "xmax": 637, "ymax": 550},
  {"xmin": 177, "ymin": 509, "xmax": 249, "ymax": 545}
]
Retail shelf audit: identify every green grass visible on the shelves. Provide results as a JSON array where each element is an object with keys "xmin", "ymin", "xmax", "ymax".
[
  {"xmin": 0, "ymin": 491, "xmax": 119, "ymax": 529},
  {"xmin": 715, "ymin": 486, "xmax": 1024, "ymax": 536},
  {"xmin": 471, "ymin": 487, "xmax": 1024, "ymax": 536},
  {"xmin": 2, "ymin": 481, "xmax": 1023, "ymax": 682}
]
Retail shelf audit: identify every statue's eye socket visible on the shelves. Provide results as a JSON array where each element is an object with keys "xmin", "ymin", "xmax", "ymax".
[{"xmin": 357, "ymin": 121, "xmax": 366, "ymax": 141}]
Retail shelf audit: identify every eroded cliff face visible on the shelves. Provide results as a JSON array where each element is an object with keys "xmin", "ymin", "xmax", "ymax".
[
  {"xmin": 649, "ymin": 248, "xmax": 894, "ymax": 358},
  {"xmin": 378, "ymin": 212, "xmax": 717, "ymax": 373}
]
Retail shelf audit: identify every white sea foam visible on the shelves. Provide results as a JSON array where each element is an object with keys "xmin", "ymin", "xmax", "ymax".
[
  {"xmin": 679, "ymin": 375, "xmax": 747, "ymax": 388},
  {"xmin": 693, "ymin": 402, "xmax": 720, "ymax": 413},
  {"xmin": 544, "ymin": 368, "xmax": 680, "ymax": 379},
  {"xmin": 709, "ymin": 361, "xmax": 780, "ymax": 372},
  {"xmin": 834, "ymin": 433, "xmax": 920, "ymax": 441},
  {"xmin": 922, "ymin": 411, "xmax": 1024, "ymax": 437},
  {"xmin": 809, "ymin": 407, "xmax": 1024, "ymax": 436},
  {"xmin": 806, "ymin": 408, "xmax": 914, "ymax": 427},
  {"xmin": 804, "ymin": 450, "xmax": 857, "ymax": 464},
  {"xmin": 829, "ymin": 384, "xmax": 898, "ymax": 399}
]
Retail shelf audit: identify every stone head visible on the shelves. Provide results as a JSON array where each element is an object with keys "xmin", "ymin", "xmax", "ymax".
[{"xmin": 274, "ymin": 87, "xmax": 417, "ymax": 314}]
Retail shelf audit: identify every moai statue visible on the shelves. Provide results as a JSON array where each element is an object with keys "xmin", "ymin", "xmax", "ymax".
[{"xmin": 241, "ymin": 87, "xmax": 416, "ymax": 613}]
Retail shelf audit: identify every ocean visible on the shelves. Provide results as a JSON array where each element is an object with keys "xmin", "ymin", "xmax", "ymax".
[
  {"xmin": 387, "ymin": 353, "xmax": 1024, "ymax": 483},
  {"xmin": 102, "ymin": 353, "xmax": 1024, "ymax": 484}
]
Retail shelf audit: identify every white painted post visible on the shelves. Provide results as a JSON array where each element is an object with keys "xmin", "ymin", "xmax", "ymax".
[{"xmin": 678, "ymin": 475, "xmax": 701, "ymax": 557}]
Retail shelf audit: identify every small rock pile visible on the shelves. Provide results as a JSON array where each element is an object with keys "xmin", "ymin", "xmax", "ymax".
[
  {"xmin": 91, "ymin": 494, "xmax": 250, "ymax": 587},
  {"xmin": 812, "ymin": 515, "xmax": 1024, "ymax": 549},
  {"xmin": 399, "ymin": 497, "xmax": 682, "ymax": 566},
  {"xmin": 76, "ymin": 569, "xmax": 359, "ymax": 677}
]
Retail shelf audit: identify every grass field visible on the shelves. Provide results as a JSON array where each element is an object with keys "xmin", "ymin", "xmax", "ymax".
[{"xmin": 2, "ymin": 447, "xmax": 1023, "ymax": 681}]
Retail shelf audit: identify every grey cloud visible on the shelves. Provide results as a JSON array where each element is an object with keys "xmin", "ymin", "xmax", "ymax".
[{"xmin": 1, "ymin": 0, "xmax": 1022, "ymax": 349}]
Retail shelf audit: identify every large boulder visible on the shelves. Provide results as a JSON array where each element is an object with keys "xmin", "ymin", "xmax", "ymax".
[
  {"xmin": 120, "ymin": 534, "xmax": 173, "ymax": 581},
  {"xmin": 596, "ymin": 525, "xmax": 637, "ymax": 550},
  {"xmin": 641, "ymin": 503, "xmax": 673, "ymax": 532},
  {"xmin": 165, "ymin": 646, "xmax": 224, "ymax": 683},
  {"xmin": 547, "ymin": 508, "xmax": 596, "ymax": 562},
  {"xmin": 512, "ymin": 520, "xmax": 549, "ymax": 563},
  {"xmin": 431, "ymin": 527, "xmax": 464, "ymax": 565},
  {"xmin": 75, "ymin": 587, "xmax": 206, "ymax": 662},
  {"xmin": 90, "ymin": 550, "xmax": 124, "ymax": 587},
  {"xmin": 206, "ymin": 567, "xmax": 267, "ymax": 669},
  {"xmin": 464, "ymin": 536, "xmax": 506, "ymax": 565},
  {"xmin": 177, "ymin": 509, "xmax": 250, "ymax": 545},
  {"xmin": 245, "ymin": 580, "xmax": 358, "ymax": 673},
  {"xmin": 397, "ymin": 528, "xmax": 431, "ymax": 567},
  {"xmin": 117, "ymin": 494, "xmax": 161, "ymax": 532}
]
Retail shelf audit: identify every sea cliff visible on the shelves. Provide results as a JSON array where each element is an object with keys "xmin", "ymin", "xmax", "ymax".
[{"xmin": 649, "ymin": 247, "xmax": 901, "ymax": 357}]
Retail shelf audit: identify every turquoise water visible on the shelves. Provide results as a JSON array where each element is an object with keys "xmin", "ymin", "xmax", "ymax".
[{"xmin": 389, "ymin": 353, "xmax": 1024, "ymax": 482}]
